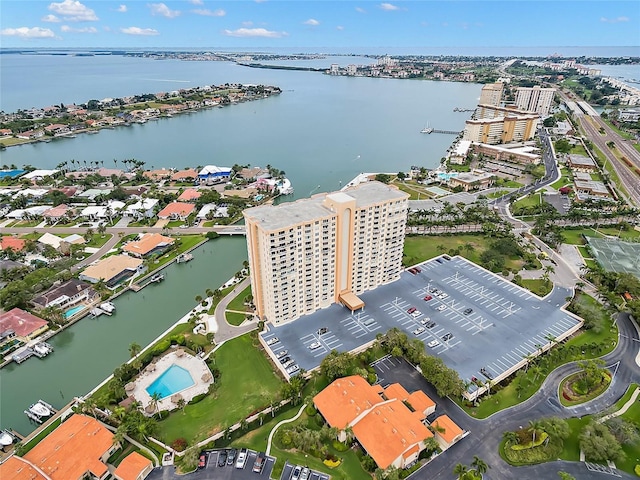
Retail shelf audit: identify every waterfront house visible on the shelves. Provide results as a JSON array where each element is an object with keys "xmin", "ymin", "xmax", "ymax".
[
  {"xmin": 122, "ymin": 233, "xmax": 175, "ymax": 258},
  {"xmin": 0, "ymin": 236, "xmax": 27, "ymax": 252},
  {"xmin": 0, "ymin": 308, "xmax": 49, "ymax": 341},
  {"xmin": 16, "ymin": 129, "xmax": 44, "ymax": 140},
  {"xmin": 157, "ymin": 202, "xmax": 196, "ymax": 221},
  {"xmin": 170, "ymin": 168, "xmax": 198, "ymax": 183},
  {"xmin": 143, "ymin": 168, "xmax": 172, "ymax": 181},
  {"xmin": 197, "ymin": 203, "xmax": 228, "ymax": 220},
  {"xmin": 32, "ymin": 279, "xmax": 98, "ymax": 311},
  {"xmin": 113, "ymin": 452, "xmax": 153, "ymax": 480},
  {"xmin": 42, "ymin": 204, "xmax": 71, "ymax": 224},
  {"xmin": 124, "ymin": 198, "xmax": 159, "ymax": 219},
  {"xmin": 0, "ymin": 456, "xmax": 48, "ymax": 480},
  {"xmin": 80, "ymin": 254, "xmax": 144, "ymax": 288},
  {"xmin": 177, "ymin": 188, "xmax": 201, "ymax": 202},
  {"xmin": 44, "ymin": 124, "xmax": 70, "ymax": 136},
  {"xmin": 22, "ymin": 414, "xmax": 118, "ymax": 480},
  {"xmin": 22, "ymin": 169, "xmax": 59, "ymax": 181},
  {"xmin": 197, "ymin": 165, "xmax": 233, "ymax": 185},
  {"xmin": 313, "ymin": 375, "xmax": 438, "ymax": 469}
]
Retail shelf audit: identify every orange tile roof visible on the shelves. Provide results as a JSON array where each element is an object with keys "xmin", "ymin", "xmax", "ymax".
[
  {"xmin": 177, "ymin": 189, "xmax": 201, "ymax": 202},
  {"xmin": 157, "ymin": 202, "xmax": 195, "ymax": 218},
  {"xmin": 407, "ymin": 390, "xmax": 436, "ymax": 414},
  {"xmin": 171, "ymin": 168, "xmax": 198, "ymax": 181},
  {"xmin": 313, "ymin": 375, "xmax": 383, "ymax": 429},
  {"xmin": 431, "ymin": 415, "xmax": 464, "ymax": 444},
  {"xmin": 402, "ymin": 444, "xmax": 420, "ymax": 460},
  {"xmin": 0, "ymin": 456, "xmax": 48, "ymax": 480},
  {"xmin": 122, "ymin": 233, "xmax": 174, "ymax": 257},
  {"xmin": 43, "ymin": 204, "xmax": 69, "ymax": 218},
  {"xmin": 0, "ymin": 236, "xmax": 27, "ymax": 252},
  {"xmin": 351, "ymin": 399, "xmax": 432, "ymax": 470},
  {"xmin": 113, "ymin": 452, "xmax": 152, "ymax": 480},
  {"xmin": 384, "ymin": 383, "xmax": 410, "ymax": 401},
  {"xmin": 24, "ymin": 414, "xmax": 114, "ymax": 480},
  {"xmin": 0, "ymin": 308, "xmax": 48, "ymax": 338}
]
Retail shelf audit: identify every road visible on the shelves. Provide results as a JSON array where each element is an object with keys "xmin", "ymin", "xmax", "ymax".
[{"xmin": 412, "ymin": 311, "xmax": 640, "ymax": 480}]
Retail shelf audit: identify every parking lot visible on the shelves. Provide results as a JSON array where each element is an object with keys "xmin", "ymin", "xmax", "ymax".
[
  {"xmin": 146, "ymin": 449, "xmax": 275, "ymax": 480},
  {"xmin": 280, "ymin": 462, "xmax": 330, "ymax": 480},
  {"xmin": 261, "ymin": 256, "xmax": 582, "ymax": 394}
]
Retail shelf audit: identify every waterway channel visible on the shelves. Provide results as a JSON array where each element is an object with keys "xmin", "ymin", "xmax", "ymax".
[{"xmin": 0, "ymin": 236, "xmax": 247, "ymax": 436}]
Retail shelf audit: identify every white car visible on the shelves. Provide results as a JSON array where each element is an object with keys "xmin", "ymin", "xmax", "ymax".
[
  {"xmin": 436, "ymin": 305, "xmax": 447, "ymax": 311},
  {"xmin": 235, "ymin": 450, "xmax": 247, "ymax": 469},
  {"xmin": 266, "ymin": 337, "xmax": 279, "ymax": 346},
  {"xmin": 411, "ymin": 310, "xmax": 423, "ymax": 318},
  {"xmin": 420, "ymin": 317, "xmax": 431, "ymax": 325},
  {"xmin": 308, "ymin": 342, "xmax": 321, "ymax": 350},
  {"xmin": 286, "ymin": 364, "xmax": 300, "ymax": 374},
  {"xmin": 412, "ymin": 326, "xmax": 426, "ymax": 335},
  {"xmin": 427, "ymin": 340, "xmax": 440, "ymax": 348}
]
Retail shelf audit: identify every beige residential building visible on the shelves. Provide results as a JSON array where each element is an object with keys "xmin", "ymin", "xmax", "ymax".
[
  {"xmin": 463, "ymin": 114, "xmax": 539, "ymax": 145},
  {"xmin": 479, "ymin": 83, "xmax": 504, "ymax": 107},
  {"xmin": 515, "ymin": 86, "xmax": 556, "ymax": 116},
  {"xmin": 243, "ymin": 181, "xmax": 409, "ymax": 324}
]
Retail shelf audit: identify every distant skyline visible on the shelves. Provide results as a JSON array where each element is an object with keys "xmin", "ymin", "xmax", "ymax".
[{"xmin": 1, "ymin": 1, "xmax": 638, "ymax": 52}]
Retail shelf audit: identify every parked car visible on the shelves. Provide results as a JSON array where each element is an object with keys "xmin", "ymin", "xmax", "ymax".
[
  {"xmin": 266, "ymin": 337, "xmax": 279, "ymax": 346},
  {"xmin": 276, "ymin": 350, "xmax": 288, "ymax": 359},
  {"xmin": 414, "ymin": 267, "xmax": 422, "ymax": 273},
  {"xmin": 408, "ymin": 267, "xmax": 417, "ymax": 274},
  {"xmin": 420, "ymin": 317, "xmax": 431, "ymax": 325},
  {"xmin": 308, "ymin": 342, "xmax": 321, "ymax": 350},
  {"xmin": 218, "ymin": 450, "xmax": 228, "ymax": 467},
  {"xmin": 412, "ymin": 326, "xmax": 425, "ymax": 335},
  {"xmin": 424, "ymin": 320, "xmax": 436, "ymax": 329},
  {"xmin": 411, "ymin": 310, "xmax": 422, "ymax": 318},
  {"xmin": 427, "ymin": 340, "xmax": 440, "ymax": 348},
  {"xmin": 442, "ymin": 333, "xmax": 453, "ymax": 342},
  {"xmin": 407, "ymin": 306, "xmax": 417, "ymax": 314},
  {"xmin": 463, "ymin": 308, "xmax": 473, "ymax": 315},
  {"xmin": 283, "ymin": 359, "xmax": 296, "ymax": 368},
  {"xmin": 198, "ymin": 453, "xmax": 207, "ymax": 468},
  {"xmin": 235, "ymin": 449, "xmax": 247, "ymax": 469},
  {"xmin": 436, "ymin": 305, "xmax": 447, "ymax": 311},
  {"xmin": 317, "ymin": 327, "xmax": 328, "ymax": 335},
  {"xmin": 291, "ymin": 466, "xmax": 302, "ymax": 480},
  {"xmin": 227, "ymin": 448, "xmax": 237, "ymax": 465},
  {"xmin": 423, "ymin": 295, "xmax": 433, "ymax": 301},
  {"xmin": 286, "ymin": 364, "xmax": 300, "ymax": 374},
  {"xmin": 300, "ymin": 467, "xmax": 310, "ymax": 480},
  {"xmin": 279, "ymin": 356, "xmax": 291, "ymax": 364},
  {"xmin": 253, "ymin": 452, "xmax": 265, "ymax": 473}
]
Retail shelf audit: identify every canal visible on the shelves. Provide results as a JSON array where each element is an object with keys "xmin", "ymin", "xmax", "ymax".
[{"xmin": 0, "ymin": 236, "xmax": 248, "ymax": 436}]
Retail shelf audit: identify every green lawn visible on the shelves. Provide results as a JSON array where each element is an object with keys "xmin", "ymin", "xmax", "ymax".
[
  {"xmin": 154, "ymin": 333, "xmax": 283, "ymax": 446},
  {"xmin": 562, "ymin": 227, "xmax": 640, "ymax": 246},
  {"xmin": 617, "ymin": 387, "xmax": 640, "ymax": 474},
  {"xmin": 569, "ymin": 144, "xmax": 589, "ymax": 156},
  {"xmin": 391, "ymin": 180, "xmax": 433, "ymax": 200},
  {"xmin": 85, "ymin": 233, "xmax": 113, "ymax": 248},
  {"xmin": 559, "ymin": 417, "xmax": 591, "ymax": 461},
  {"xmin": 167, "ymin": 220, "xmax": 185, "ymax": 228},
  {"xmin": 225, "ymin": 311, "xmax": 246, "ymax": 326},
  {"xmin": 227, "ymin": 285, "xmax": 252, "ymax": 312},
  {"xmin": 520, "ymin": 279, "xmax": 553, "ymax": 297},
  {"xmin": 511, "ymin": 193, "xmax": 543, "ymax": 215}
]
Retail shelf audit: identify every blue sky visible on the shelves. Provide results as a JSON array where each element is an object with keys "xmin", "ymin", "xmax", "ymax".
[{"xmin": 1, "ymin": 0, "xmax": 638, "ymax": 50}]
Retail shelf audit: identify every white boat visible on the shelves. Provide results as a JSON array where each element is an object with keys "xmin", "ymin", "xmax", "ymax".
[
  {"xmin": 99, "ymin": 302, "xmax": 116, "ymax": 314},
  {"xmin": 176, "ymin": 253, "xmax": 193, "ymax": 263},
  {"xmin": 421, "ymin": 127, "xmax": 433, "ymax": 134},
  {"xmin": 29, "ymin": 402, "xmax": 51, "ymax": 417},
  {"xmin": 32, "ymin": 342, "xmax": 53, "ymax": 358},
  {"xmin": 0, "ymin": 431, "xmax": 13, "ymax": 446}
]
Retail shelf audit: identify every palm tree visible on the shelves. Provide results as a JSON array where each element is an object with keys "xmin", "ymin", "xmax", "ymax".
[
  {"xmin": 128, "ymin": 342, "xmax": 141, "ymax": 359},
  {"xmin": 471, "ymin": 456, "xmax": 489, "ymax": 475},
  {"xmin": 453, "ymin": 463, "xmax": 468, "ymax": 478},
  {"xmin": 149, "ymin": 391, "xmax": 162, "ymax": 413},
  {"xmin": 177, "ymin": 397, "xmax": 186, "ymax": 414},
  {"xmin": 528, "ymin": 419, "xmax": 543, "ymax": 444},
  {"xmin": 503, "ymin": 430, "xmax": 518, "ymax": 445}
]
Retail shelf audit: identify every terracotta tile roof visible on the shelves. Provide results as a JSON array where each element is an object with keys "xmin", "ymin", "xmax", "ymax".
[
  {"xmin": 384, "ymin": 383, "xmax": 410, "ymax": 401},
  {"xmin": 313, "ymin": 375, "xmax": 383, "ymax": 429},
  {"xmin": 177, "ymin": 189, "xmax": 201, "ymax": 202},
  {"xmin": 24, "ymin": 414, "xmax": 113, "ymax": 480},
  {"xmin": 0, "ymin": 455, "xmax": 48, "ymax": 480},
  {"xmin": 43, "ymin": 204, "xmax": 69, "ymax": 218},
  {"xmin": 431, "ymin": 414, "xmax": 464, "ymax": 444},
  {"xmin": 157, "ymin": 202, "xmax": 195, "ymax": 218},
  {"xmin": 0, "ymin": 308, "xmax": 48, "ymax": 338},
  {"xmin": 122, "ymin": 233, "xmax": 174, "ymax": 257},
  {"xmin": 171, "ymin": 169, "xmax": 198, "ymax": 180},
  {"xmin": 402, "ymin": 444, "xmax": 420, "ymax": 460},
  {"xmin": 143, "ymin": 169, "xmax": 172, "ymax": 180},
  {"xmin": 113, "ymin": 452, "xmax": 152, "ymax": 480},
  {"xmin": 0, "ymin": 236, "xmax": 27, "ymax": 252},
  {"xmin": 406, "ymin": 391, "xmax": 435, "ymax": 415},
  {"xmin": 81, "ymin": 254, "xmax": 142, "ymax": 283},
  {"xmin": 351, "ymin": 399, "xmax": 432, "ymax": 470}
]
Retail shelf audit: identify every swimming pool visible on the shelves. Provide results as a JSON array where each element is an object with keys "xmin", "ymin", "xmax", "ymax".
[
  {"xmin": 146, "ymin": 364, "xmax": 195, "ymax": 399},
  {"xmin": 64, "ymin": 305, "xmax": 85, "ymax": 318},
  {"xmin": 436, "ymin": 172, "xmax": 459, "ymax": 181}
]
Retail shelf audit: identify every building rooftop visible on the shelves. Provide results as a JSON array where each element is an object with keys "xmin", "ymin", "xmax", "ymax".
[
  {"xmin": 351, "ymin": 398, "xmax": 433, "ymax": 470},
  {"xmin": 177, "ymin": 188, "xmax": 201, "ymax": 202},
  {"xmin": 0, "ymin": 456, "xmax": 47, "ymax": 480},
  {"xmin": 81, "ymin": 255, "xmax": 143, "ymax": 283},
  {"xmin": 0, "ymin": 236, "xmax": 26, "ymax": 252},
  {"xmin": 113, "ymin": 452, "xmax": 152, "ymax": 480},
  {"xmin": 244, "ymin": 181, "xmax": 407, "ymax": 232},
  {"xmin": 32, "ymin": 279, "xmax": 95, "ymax": 308},
  {"xmin": 0, "ymin": 308, "xmax": 48, "ymax": 338},
  {"xmin": 157, "ymin": 202, "xmax": 196, "ymax": 218},
  {"xmin": 171, "ymin": 168, "xmax": 198, "ymax": 180},
  {"xmin": 431, "ymin": 414, "xmax": 464, "ymax": 444},
  {"xmin": 567, "ymin": 154, "xmax": 596, "ymax": 167},
  {"xmin": 313, "ymin": 375, "xmax": 384, "ymax": 430},
  {"xmin": 574, "ymin": 180, "xmax": 609, "ymax": 195},
  {"xmin": 24, "ymin": 414, "xmax": 113, "ymax": 480},
  {"xmin": 42, "ymin": 204, "xmax": 69, "ymax": 218},
  {"xmin": 122, "ymin": 233, "xmax": 174, "ymax": 257}
]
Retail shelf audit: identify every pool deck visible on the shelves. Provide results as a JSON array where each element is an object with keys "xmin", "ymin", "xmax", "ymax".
[{"xmin": 129, "ymin": 349, "xmax": 212, "ymax": 413}]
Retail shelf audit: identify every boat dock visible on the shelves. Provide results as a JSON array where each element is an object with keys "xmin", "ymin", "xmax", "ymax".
[
  {"xmin": 131, "ymin": 272, "xmax": 166, "ymax": 292},
  {"xmin": 422, "ymin": 128, "xmax": 460, "ymax": 135},
  {"xmin": 12, "ymin": 342, "xmax": 54, "ymax": 364},
  {"xmin": 24, "ymin": 399, "xmax": 57, "ymax": 424},
  {"xmin": 176, "ymin": 253, "xmax": 194, "ymax": 263}
]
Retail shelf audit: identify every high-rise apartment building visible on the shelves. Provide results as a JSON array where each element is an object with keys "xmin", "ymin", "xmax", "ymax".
[
  {"xmin": 479, "ymin": 83, "xmax": 504, "ymax": 107},
  {"xmin": 244, "ymin": 181, "xmax": 409, "ymax": 324},
  {"xmin": 463, "ymin": 114, "xmax": 539, "ymax": 144},
  {"xmin": 515, "ymin": 86, "xmax": 556, "ymax": 116}
]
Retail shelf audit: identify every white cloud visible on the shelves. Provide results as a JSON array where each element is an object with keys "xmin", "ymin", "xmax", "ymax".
[
  {"xmin": 379, "ymin": 3, "xmax": 399, "ymax": 11},
  {"xmin": 222, "ymin": 27, "xmax": 287, "ymax": 38},
  {"xmin": 189, "ymin": 0, "xmax": 203, "ymax": 4},
  {"xmin": 61, "ymin": 25, "xmax": 97, "ymax": 33},
  {"xmin": 121, "ymin": 26, "xmax": 159, "ymax": 35},
  {"xmin": 303, "ymin": 18, "xmax": 320, "ymax": 26},
  {"xmin": 355, "ymin": 7, "xmax": 366, "ymax": 13},
  {"xmin": 336, "ymin": 25, "xmax": 344, "ymax": 31},
  {"xmin": 192, "ymin": 8, "xmax": 226, "ymax": 17},
  {"xmin": 42, "ymin": 14, "xmax": 61, "ymax": 22},
  {"xmin": 1, "ymin": 27, "xmax": 56, "ymax": 38},
  {"xmin": 117, "ymin": 4, "xmax": 127, "ymax": 13},
  {"xmin": 600, "ymin": 16, "xmax": 629, "ymax": 23},
  {"xmin": 48, "ymin": 0, "xmax": 98, "ymax": 21},
  {"xmin": 149, "ymin": 3, "xmax": 180, "ymax": 18},
  {"xmin": 242, "ymin": 21, "xmax": 253, "ymax": 26}
]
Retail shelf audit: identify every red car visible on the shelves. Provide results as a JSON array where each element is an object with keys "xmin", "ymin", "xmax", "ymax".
[
  {"xmin": 198, "ymin": 454, "xmax": 206, "ymax": 468},
  {"xmin": 407, "ymin": 306, "xmax": 417, "ymax": 314},
  {"xmin": 423, "ymin": 295, "xmax": 433, "ymax": 301}
]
